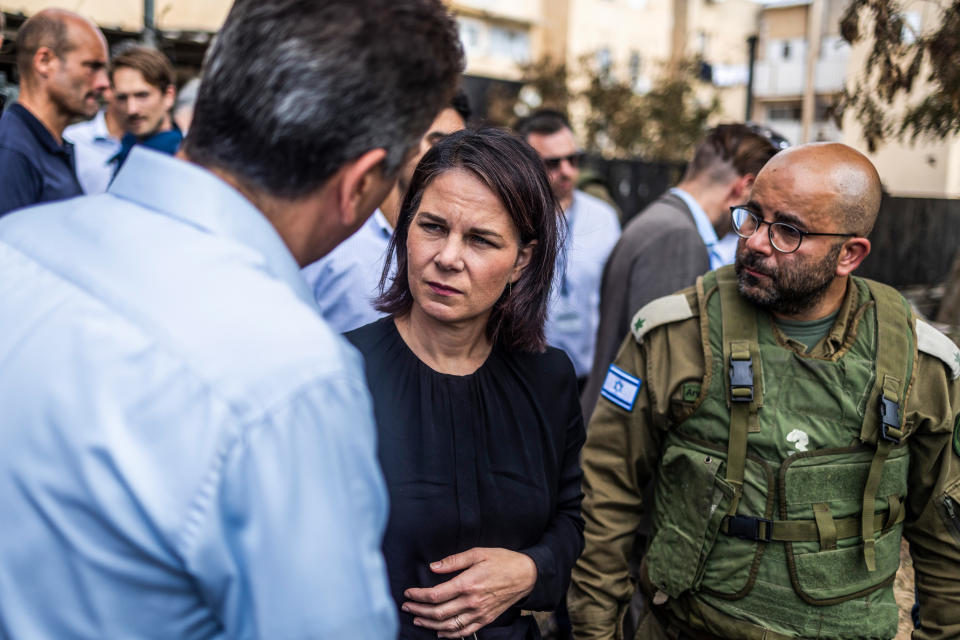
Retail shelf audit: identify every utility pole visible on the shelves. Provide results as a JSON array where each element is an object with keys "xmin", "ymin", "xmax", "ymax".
[
  {"xmin": 745, "ymin": 35, "xmax": 758, "ymax": 121},
  {"xmin": 669, "ymin": 0, "xmax": 689, "ymax": 78},
  {"xmin": 800, "ymin": 0, "xmax": 824, "ymax": 143},
  {"xmin": 143, "ymin": 0, "xmax": 157, "ymax": 47}
]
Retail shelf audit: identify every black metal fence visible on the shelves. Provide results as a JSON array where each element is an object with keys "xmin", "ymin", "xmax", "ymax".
[
  {"xmin": 581, "ymin": 155, "xmax": 684, "ymax": 222},
  {"xmin": 857, "ymin": 196, "xmax": 960, "ymax": 287}
]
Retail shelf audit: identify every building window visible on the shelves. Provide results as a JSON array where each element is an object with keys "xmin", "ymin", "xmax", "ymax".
[
  {"xmin": 596, "ymin": 47, "xmax": 612, "ymax": 74},
  {"xmin": 767, "ymin": 103, "xmax": 802, "ymax": 120},
  {"xmin": 457, "ymin": 17, "xmax": 484, "ymax": 57},
  {"xmin": 489, "ymin": 25, "xmax": 530, "ymax": 64},
  {"xmin": 629, "ymin": 51, "xmax": 641, "ymax": 84}
]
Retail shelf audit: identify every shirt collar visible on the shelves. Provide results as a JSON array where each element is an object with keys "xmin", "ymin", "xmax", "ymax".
[
  {"xmin": 670, "ymin": 187, "xmax": 722, "ymax": 269},
  {"xmin": 91, "ymin": 110, "xmax": 116, "ymax": 143},
  {"xmin": 10, "ymin": 103, "xmax": 73, "ymax": 156},
  {"xmin": 772, "ymin": 278, "xmax": 862, "ymax": 358},
  {"xmin": 372, "ymin": 208, "xmax": 393, "ymax": 239},
  {"xmin": 108, "ymin": 147, "xmax": 318, "ymax": 311}
]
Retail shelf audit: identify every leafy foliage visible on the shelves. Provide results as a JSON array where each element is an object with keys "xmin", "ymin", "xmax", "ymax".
[
  {"xmin": 836, "ymin": 0, "xmax": 960, "ymax": 151},
  {"xmin": 488, "ymin": 55, "xmax": 719, "ymax": 162}
]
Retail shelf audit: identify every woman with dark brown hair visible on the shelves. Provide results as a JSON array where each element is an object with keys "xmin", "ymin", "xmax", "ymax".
[{"xmin": 345, "ymin": 128, "xmax": 585, "ymax": 640}]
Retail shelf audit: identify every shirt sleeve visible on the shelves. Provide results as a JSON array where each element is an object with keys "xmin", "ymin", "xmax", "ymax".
[
  {"xmin": 0, "ymin": 148, "xmax": 42, "ymax": 217},
  {"xmin": 519, "ymin": 368, "xmax": 586, "ymax": 610},
  {"xmin": 568, "ymin": 315, "xmax": 703, "ymax": 640},
  {"xmin": 178, "ymin": 372, "xmax": 397, "ymax": 640},
  {"xmin": 567, "ymin": 337, "xmax": 660, "ymax": 640},
  {"xmin": 903, "ymin": 353, "xmax": 960, "ymax": 639}
]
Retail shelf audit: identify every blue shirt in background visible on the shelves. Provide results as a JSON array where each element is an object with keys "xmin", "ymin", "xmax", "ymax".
[
  {"xmin": 0, "ymin": 147, "xmax": 397, "ymax": 640},
  {"xmin": 0, "ymin": 103, "xmax": 83, "ymax": 216},
  {"xmin": 670, "ymin": 186, "xmax": 725, "ymax": 269},
  {"xmin": 302, "ymin": 208, "xmax": 394, "ymax": 333},
  {"xmin": 545, "ymin": 190, "xmax": 621, "ymax": 378}
]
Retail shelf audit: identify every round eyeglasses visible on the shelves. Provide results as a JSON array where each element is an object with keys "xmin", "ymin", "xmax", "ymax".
[{"xmin": 730, "ymin": 206, "xmax": 856, "ymax": 254}]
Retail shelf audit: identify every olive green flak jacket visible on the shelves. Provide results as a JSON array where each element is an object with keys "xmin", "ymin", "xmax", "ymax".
[{"xmin": 569, "ymin": 265, "xmax": 960, "ymax": 640}]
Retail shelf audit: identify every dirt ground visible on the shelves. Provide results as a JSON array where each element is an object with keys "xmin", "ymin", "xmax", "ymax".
[{"xmin": 894, "ymin": 539, "xmax": 916, "ymax": 640}]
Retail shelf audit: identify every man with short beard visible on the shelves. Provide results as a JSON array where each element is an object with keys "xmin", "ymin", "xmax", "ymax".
[
  {"xmin": 0, "ymin": 9, "xmax": 108, "ymax": 215},
  {"xmin": 569, "ymin": 142, "xmax": 960, "ymax": 640}
]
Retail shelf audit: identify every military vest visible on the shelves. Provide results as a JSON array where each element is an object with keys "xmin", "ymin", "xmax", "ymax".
[{"xmin": 641, "ymin": 266, "xmax": 918, "ymax": 639}]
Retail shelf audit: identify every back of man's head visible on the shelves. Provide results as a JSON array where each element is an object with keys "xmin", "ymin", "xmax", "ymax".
[
  {"xmin": 110, "ymin": 45, "xmax": 175, "ymax": 92},
  {"xmin": 684, "ymin": 124, "xmax": 781, "ymax": 185},
  {"xmin": 183, "ymin": 0, "xmax": 464, "ymax": 201},
  {"xmin": 514, "ymin": 109, "xmax": 572, "ymax": 139},
  {"xmin": 16, "ymin": 10, "xmax": 73, "ymax": 82}
]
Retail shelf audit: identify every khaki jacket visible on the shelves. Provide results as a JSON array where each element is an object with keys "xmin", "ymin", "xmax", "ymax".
[{"xmin": 568, "ymin": 280, "xmax": 960, "ymax": 639}]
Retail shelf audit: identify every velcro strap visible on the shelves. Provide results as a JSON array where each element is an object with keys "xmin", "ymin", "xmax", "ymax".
[{"xmin": 812, "ymin": 502, "xmax": 838, "ymax": 551}]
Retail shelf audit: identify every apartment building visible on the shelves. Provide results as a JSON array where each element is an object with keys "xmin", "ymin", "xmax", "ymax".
[{"xmin": 751, "ymin": 0, "xmax": 848, "ymax": 146}]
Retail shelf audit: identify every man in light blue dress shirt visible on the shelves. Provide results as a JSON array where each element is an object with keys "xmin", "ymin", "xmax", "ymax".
[
  {"xmin": 302, "ymin": 93, "xmax": 470, "ymax": 333},
  {"xmin": 0, "ymin": 1, "xmax": 464, "ymax": 638}
]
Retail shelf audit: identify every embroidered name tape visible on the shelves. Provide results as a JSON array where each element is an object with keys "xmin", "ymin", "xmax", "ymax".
[{"xmin": 600, "ymin": 364, "xmax": 642, "ymax": 411}]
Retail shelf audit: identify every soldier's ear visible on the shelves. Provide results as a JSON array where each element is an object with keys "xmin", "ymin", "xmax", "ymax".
[{"xmin": 836, "ymin": 237, "xmax": 871, "ymax": 277}]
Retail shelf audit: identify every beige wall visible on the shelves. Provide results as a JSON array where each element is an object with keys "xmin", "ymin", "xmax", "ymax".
[
  {"xmin": 764, "ymin": 5, "xmax": 808, "ymax": 41},
  {"xmin": 3, "ymin": 0, "xmax": 143, "ymax": 31},
  {"xmin": 564, "ymin": 0, "xmax": 672, "ymax": 86},
  {"xmin": 2, "ymin": 0, "xmax": 230, "ymax": 31}
]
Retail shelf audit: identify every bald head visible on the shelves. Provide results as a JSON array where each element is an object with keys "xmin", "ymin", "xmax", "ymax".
[
  {"xmin": 16, "ymin": 10, "xmax": 105, "ymax": 82},
  {"xmin": 757, "ymin": 142, "xmax": 882, "ymax": 237}
]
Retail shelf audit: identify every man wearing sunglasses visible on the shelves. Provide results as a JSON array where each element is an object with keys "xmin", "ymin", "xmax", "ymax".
[
  {"xmin": 516, "ymin": 109, "xmax": 621, "ymax": 390},
  {"xmin": 570, "ymin": 142, "xmax": 960, "ymax": 640}
]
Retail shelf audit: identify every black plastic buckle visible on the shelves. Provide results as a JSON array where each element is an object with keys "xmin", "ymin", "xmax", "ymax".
[
  {"xmin": 879, "ymin": 396, "xmax": 902, "ymax": 444},
  {"xmin": 729, "ymin": 357, "xmax": 754, "ymax": 403},
  {"xmin": 724, "ymin": 515, "xmax": 772, "ymax": 542}
]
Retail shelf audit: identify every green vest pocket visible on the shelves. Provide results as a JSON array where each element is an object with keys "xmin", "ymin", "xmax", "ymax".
[{"xmin": 646, "ymin": 444, "xmax": 736, "ymax": 598}]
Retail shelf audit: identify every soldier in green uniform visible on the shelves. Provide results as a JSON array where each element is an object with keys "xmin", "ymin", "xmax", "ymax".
[{"xmin": 568, "ymin": 142, "xmax": 960, "ymax": 640}]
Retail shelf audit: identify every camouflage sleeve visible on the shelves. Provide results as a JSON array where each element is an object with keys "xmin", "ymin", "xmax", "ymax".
[
  {"xmin": 568, "ymin": 315, "xmax": 704, "ymax": 640},
  {"xmin": 903, "ymin": 352, "xmax": 960, "ymax": 639}
]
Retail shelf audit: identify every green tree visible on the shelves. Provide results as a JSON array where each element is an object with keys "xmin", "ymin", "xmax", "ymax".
[
  {"xmin": 836, "ymin": 0, "xmax": 960, "ymax": 151},
  {"xmin": 490, "ymin": 54, "xmax": 718, "ymax": 162}
]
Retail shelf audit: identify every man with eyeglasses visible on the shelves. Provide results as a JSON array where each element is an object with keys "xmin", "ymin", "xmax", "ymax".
[
  {"xmin": 569, "ymin": 142, "xmax": 960, "ymax": 640},
  {"xmin": 516, "ymin": 109, "xmax": 621, "ymax": 390},
  {"xmin": 582, "ymin": 124, "xmax": 781, "ymax": 421}
]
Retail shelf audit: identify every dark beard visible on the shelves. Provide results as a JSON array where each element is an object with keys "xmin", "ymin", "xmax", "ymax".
[{"xmin": 735, "ymin": 243, "xmax": 842, "ymax": 316}]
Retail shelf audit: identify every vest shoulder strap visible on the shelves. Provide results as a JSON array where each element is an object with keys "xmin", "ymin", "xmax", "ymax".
[
  {"xmin": 859, "ymin": 278, "xmax": 916, "ymax": 571},
  {"xmin": 630, "ymin": 292, "xmax": 697, "ymax": 343},
  {"xmin": 916, "ymin": 319, "xmax": 960, "ymax": 380}
]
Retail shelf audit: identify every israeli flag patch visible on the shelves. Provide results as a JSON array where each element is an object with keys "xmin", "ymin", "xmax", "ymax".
[{"xmin": 600, "ymin": 365, "xmax": 642, "ymax": 412}]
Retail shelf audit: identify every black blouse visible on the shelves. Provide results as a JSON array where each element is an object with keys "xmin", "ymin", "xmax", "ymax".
[{"xmin": 346, "ymin": 317, "xmax": 585, "ymax": 640}]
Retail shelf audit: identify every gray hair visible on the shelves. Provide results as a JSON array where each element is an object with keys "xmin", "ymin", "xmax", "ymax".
[{"xmin": 183, "ymin": 0, "xmax": 464, "ymax": 200}]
